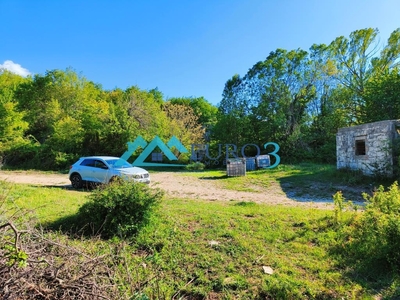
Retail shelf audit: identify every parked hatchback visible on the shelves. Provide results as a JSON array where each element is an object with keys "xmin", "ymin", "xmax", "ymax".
[{"xmin": 69, "ymin": 156, "xmax": 150, "ymax": 189}]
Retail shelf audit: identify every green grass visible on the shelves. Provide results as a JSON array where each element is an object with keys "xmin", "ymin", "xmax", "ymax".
[
  {"xmin": 130, "ymin": 198, "xmax": 354, "ymax": 299},
  {"xmin": 188, "ymin": 163, "xmax": 371, "ymax": 185},
  {"xmin": 182, "ymin": 163, "xmax": 379, "ymax": 201},
  {"xmin": 1, "ymin": 164, "xmax": 399, "ymax": 299},
  {"xmin": 2, "ymin": 182, "xmax": 88, "ymax": 224}
]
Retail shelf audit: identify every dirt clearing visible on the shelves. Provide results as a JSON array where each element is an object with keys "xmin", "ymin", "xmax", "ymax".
[{"xmin": 0, "ymin": 170, "xmax": 344, "ymax": 209}]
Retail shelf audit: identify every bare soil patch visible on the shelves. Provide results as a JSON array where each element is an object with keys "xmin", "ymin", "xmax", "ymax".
[{"xmin": 0, "ymin": 170, "xmax": 362, "ymax": 209}]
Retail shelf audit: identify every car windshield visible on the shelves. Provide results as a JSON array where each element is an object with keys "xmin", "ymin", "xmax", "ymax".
[{"xmin": 105, "ymin": 158, "xmax": 132, "ymax": 168}]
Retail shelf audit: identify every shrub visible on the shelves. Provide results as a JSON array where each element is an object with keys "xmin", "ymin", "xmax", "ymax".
[
  {"xmin": 2, "ymin": 139, "xmax": 40, "ymax": 169},
  {"xmin": 78, "ymin": 180, "xmax": 164, "ymax": 239},
  {"xmin": 339, "ymin": 182, "xmax": 400, "ymax": 271},
  {"xmin": 185, "ymin": 162, "xmax": 205, "ymax": 171}
]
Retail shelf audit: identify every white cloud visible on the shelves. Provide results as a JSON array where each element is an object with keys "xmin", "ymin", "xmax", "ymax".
[{"xmin": 0, "ymin": 60, "xmax": 31, "ymax": 77}]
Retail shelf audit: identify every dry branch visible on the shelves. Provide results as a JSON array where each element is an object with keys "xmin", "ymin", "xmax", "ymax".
[{"xmin": 0, "ymin": 221, "xmax": 119, "ymax": 299}]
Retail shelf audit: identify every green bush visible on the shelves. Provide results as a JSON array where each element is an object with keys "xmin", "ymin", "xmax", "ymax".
[
  {"xmin": 339, "ymin": 182, "xmax": 400, "ymax": 271},
  {"xmin": 185, "ymin": 161, "xmax": 205, "ymax": 171},
  {"xmin": 78, "ymin": 180, "xmax": 164, "ymax": 239},
  {"xmin": 2, "ymin": 139, "xmax": 40, "ymax": 169}
]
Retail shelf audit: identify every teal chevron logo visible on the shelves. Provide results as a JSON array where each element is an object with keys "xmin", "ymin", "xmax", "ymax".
[{"xmin": 121, "ymin": 135, "xmax": 188, "ymax": 167}]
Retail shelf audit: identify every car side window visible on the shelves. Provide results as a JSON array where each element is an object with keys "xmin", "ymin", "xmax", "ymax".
[
  {"xmin": 94, "ymin": 160, "xmax": 108, "ymax": 169},
  {"xmin": 80, "ymin": 159, "xmax": 95, "ymax": 167}
]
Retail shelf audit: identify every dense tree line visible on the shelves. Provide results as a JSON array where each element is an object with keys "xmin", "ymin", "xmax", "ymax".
[
  {"xmin": 0, "ymin": 69, "xmax": 216, "ymax": 169},
  {"xmin": 1, "ymin": 27, "xmax": 399, "ymax": 170},
  {"xmin": 215, "ymin": 27, "xmax": 400, "ymax": 162}
]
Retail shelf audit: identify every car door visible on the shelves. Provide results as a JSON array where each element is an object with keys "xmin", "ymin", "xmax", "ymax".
[
  {"xmin": 79, "ymin": 158, "xmax": 96, "ymax": 182},
  {"xmin": 92, "ymin": 159, "xmax": 110, "ymax": 183}
]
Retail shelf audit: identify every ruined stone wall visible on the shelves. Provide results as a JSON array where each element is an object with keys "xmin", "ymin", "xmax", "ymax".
[{"xmin": 336, "ymin": 120, "xmax": 400, "ymax": 176}]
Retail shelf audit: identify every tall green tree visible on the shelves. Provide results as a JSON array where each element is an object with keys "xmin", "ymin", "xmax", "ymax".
[
  {"xmin": 214, "ymin": 74, "xmax": 254, "ymax": 146},
  {"xmin": 123, "ymin": 86, "xmax": 170, "ymax": 141},
  {"xmin": 168, "ymin": 96, "xmax": 218, "ymax": 127},
  {"xmin": 218, "ymin": 49, "xmax": 318, "ymax": 158},
  {"xmin": 15, "ymin": 69, "xmax": 87, "ymax": 143},
  {"xmin": 99, "ymin": 86, "xmax": 170, "ymax": 157},
  {"xmin": 0, "ymin": 94, "xmax": 29, "ymax": 150},
  {"xmin": 328, "ymin": 28, "xmax": 400, "ymax": 123},
  {"xmin": 0, "ymin": 70, "xmax": 30, "ymax": 152},
  {"xmin": 363, "ymin": 70, "xmax": 400, "ymax": 122},
  {"xmin": 162, "ymin": 102, "xmax": 205, "ymax": 154},
  {"xmin": 13, "ymin": 69, "xmax": 111, "ymax": 167},
  {"xmin": 214, "ymin": 27, "xmax": 400, "ymax": 162},
  {"xmin": 308, "ymin": 86, "xmax": 352, "ymax": 162}
]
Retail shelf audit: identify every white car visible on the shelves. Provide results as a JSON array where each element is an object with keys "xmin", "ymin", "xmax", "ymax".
[{"xmin": 68, "ymin": 156, "xmax": 150, "ymax": 189}]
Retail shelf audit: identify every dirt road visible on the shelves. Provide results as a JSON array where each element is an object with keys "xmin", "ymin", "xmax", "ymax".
[{"xmin": 0, "ymin": 170, "xmax": 337, "ymax": 209}]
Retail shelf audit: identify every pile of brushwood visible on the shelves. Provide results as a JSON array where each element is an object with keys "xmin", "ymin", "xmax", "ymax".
[
  {"xmin": 0, "ymin": 180, "xmax": 163, "ymax": 299},
  {"xmin": 0, "ymin": 220, "xmax": 119, "ymax": 299}
]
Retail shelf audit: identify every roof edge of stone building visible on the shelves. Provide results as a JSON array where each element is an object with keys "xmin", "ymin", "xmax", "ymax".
[{"xmin": 337, "ymin": 119, "xmax": 400, "ymax": 133}]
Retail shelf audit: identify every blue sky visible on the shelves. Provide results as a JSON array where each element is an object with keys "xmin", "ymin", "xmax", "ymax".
[{"xmin": 1, "ymin": 0, "xmax": 399, "ymax": 106}]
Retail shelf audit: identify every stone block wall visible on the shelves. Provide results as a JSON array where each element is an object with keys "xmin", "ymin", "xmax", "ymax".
[{"xmin": 336, "ymin": 120, "xmax": 400, "ymax": 176}]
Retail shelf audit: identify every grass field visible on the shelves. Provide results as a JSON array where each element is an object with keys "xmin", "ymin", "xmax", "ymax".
[{"xmin": 1, "ymin": 164, "xmax": 399, "ymax": 299}]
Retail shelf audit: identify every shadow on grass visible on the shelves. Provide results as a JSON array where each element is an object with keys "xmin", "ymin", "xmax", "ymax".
[
  {"xmin": 43, "ymin": 181, "xmax": 160, "ymax": 240},
  {"xmin": 43, "ymin": 213, "xmax": 100, "ymax": 238},
  {"xmin": 163, "ymin": 165, "xmax": 351, "ymax": 204},
  {"xmin": 193, "ymin": 163, "xmax": 382, "ymax": 204},
  {"xmin": 44, "ymin": 209, "xmax": 149, "ymax": 241},
  {"xmin": 198, "ymin": 175, "xmax": 228, "ymax": 180},
  {"xmin": 275, "ymin": 166, "xmax": 382, "ymax": 204},
  {"xmin": 26, "ymin": 184, "xmax": 97, "ymax": 193},
  {"xmin": 328, "ymin": 240, "xmax": 400, "ymax": 298}
]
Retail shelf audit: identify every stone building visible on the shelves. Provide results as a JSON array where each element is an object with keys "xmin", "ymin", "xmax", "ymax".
[{"xmin": 336, "ymin": 120, "xmax": 400, "ymax": 176}]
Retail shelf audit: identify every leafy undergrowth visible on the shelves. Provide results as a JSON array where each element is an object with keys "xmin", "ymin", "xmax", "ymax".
[{"xmin": 2, "ymin": 166, "xmax": 400, "ymax": 299}]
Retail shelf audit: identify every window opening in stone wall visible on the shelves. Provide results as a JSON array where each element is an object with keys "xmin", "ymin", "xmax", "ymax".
[{"xmin": 355, "ymin": 139, "xmax": 366, "ymax": 156}]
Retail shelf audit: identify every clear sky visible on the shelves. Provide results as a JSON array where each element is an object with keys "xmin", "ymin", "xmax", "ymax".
[{"xmin": 1, "ymin": 0, "xmax": 399, "ymax": 105}]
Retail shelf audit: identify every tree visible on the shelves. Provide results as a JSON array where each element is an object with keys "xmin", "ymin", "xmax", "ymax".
[
  {"xmin": 96, "ymin": 86, "xmax": 171, "ymax": 157},
  {"xmin": 123, "ymin": 86, "xmax": 170, "ymax": 141},
  {"xmin": 308, "ymin": 86, "xmax": 352, "ymax": 162},
  {"xmin": 15, "ymin": 69, "xmax": 86, "ymax": 143},
  {"xmin": 168, "ymin": 96, "xmax": 218, "ymax": 127},
  {"xmin": 372, "ymin": 28, "xmax": 400, "ymax": 73},
  {"xmin": 162, "ymin": 102, "xmax": 205, "ymax": 150},
  {"xmin": 242, "ymin": 49, "xmax": 317, "ymax": 157},
  {"xmin": 363, "ymin": 70, "xmax": 400, "ymax": 122},
  {"xmin": 0, "ymin": 99, "xmax": 29, "ymax": 149},
  {"xmin": 328, "ymin": 28, "xmax": 400, "ymax": 123},
  {"xmin": 0, "ymin": 70, "xmax": 30, "ymax": 153},
  {"xmin": 214, "ymin": 49, "xmax": 320, "ymax": 159},
  {"xmin": 213, "ymin": 74, "xmax": 254, "ymax": 146},
  {"xmin": 214, "ymin": 27, "xmax": 400, "ymax": 162},
  {"xmin": 12, "ymin": 69, "xmax": 112, "ymax": 167}
]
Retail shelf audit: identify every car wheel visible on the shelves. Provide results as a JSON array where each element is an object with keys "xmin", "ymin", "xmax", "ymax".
[
  {"xmin": 110, "ymin": 176, "xmax": 122, "ymax": 184},
  {"xmin": 70, "ymin": 174, "xmax": 83, "ymax": 189}
]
